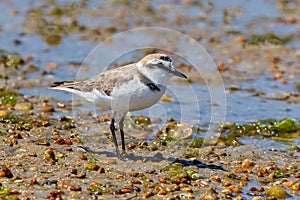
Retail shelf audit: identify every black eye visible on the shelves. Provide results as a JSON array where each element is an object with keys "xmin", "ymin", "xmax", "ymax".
[{"xmin": 160, "ymin": 56, "xmax": 172, "ymax": 62}]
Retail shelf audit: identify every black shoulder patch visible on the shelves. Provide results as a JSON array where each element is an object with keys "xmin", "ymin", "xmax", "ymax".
[{"xmin": 137, "ymin": 71, "xmax": 161, "ymax": 92}]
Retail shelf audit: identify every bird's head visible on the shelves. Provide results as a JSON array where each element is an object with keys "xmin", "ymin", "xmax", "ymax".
[{"xmin": 137, "ymin": 53, "xmax": 187, "ymax": 83}]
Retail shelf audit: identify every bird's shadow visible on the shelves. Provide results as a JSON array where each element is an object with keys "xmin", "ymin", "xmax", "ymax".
[
  {"xmin": 77, "ymin": 146, "xmax": 227, "ymax": 171},
  {"xmin": 77, "ymin": 146, "xmax": 171, "ymax": 162}
]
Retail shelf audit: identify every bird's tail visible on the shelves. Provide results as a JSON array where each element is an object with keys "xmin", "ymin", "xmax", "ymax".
[
  {"xmin": 50, "ymin": 81, "xmax": 75, "ymax": 88},
  {"xmin": 49, "ymin": 81, "xmax": 81, "ymax": 94}
]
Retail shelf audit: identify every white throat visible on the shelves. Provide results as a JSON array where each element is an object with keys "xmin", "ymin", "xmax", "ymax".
[{"xmin": 136, "ymin": 62, "xmax": 170, "ymax": 85}]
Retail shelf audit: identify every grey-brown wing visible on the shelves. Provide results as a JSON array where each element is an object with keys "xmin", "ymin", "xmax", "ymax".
[{"xmin": 75, "ymin": 63, "xmax": 136, "ymax": 96}]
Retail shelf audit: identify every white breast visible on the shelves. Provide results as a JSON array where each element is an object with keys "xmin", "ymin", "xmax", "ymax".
[{"xmin": 109, "ymin": 77, "xmax": 166, "ymax": 112}]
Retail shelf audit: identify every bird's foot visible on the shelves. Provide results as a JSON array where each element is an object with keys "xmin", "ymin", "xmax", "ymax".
[
  {"xmin": 121, "ymin": 150, "xmax": 128, "ymax": 157},
  {"xmin": 116, "ymin": 150, "xmax": 129, "ymax": 161}
]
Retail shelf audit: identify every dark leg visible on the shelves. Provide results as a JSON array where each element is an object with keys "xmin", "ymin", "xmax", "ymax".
[
  {"xmin": 119, "ymin": 114, "xmax": 126, "ymax": 154},
  {"xmin": 110, "ymin": 118, "xmax": 121, "ymax": 158}
]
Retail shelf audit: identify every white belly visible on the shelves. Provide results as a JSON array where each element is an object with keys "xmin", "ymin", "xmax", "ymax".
[{"xmin": 109, "ymin": 80, "xmax": 166, "ymax": 112}]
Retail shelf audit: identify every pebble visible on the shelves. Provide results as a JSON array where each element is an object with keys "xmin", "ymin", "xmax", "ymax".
[
  {"xmin": 45, "ymin": 190, "xmax": 61, "ymax": 199},
  {"xmin": 84, "ymin": 163, "xmax": 99, "ymax": 171},
  {"xmin": 54, "ymin": 137, "xmax": 65, "ymax": 145},
  {"xmin": 241, "ymin": 159, "xmax": 255, "ymax": 168},
  {"xmin": 211, "ymin": 175, "xmax": 221, "ymax": 183},
  {"xmin": 14, "ymin": 102, "xmax": 32, "ymax": 111},
  {"xmin": 70, "ymin": 168, "xmax": 77, "ymax": 174},
  {"xmin": 35, "ymin": 138, "xmax": 50, "ymax": 146},
  {"xmin": 158, "ymin": 190, "xmax": 167, "ymax": 195},
  {"xmin": 251, "ymin": 197, "xmax": 261, "ymax": 200},
  {"xmin": 131, "ymin": 179, "xmax": 142, "ymax": 184},
  {"xmin": 264, "ymin": 186, "xmax": 290, "ymax": 198},
  {"xmin": 0, "ymin": 111, "xmax": 7, "ymax": 116},
  {"xmin": 98, "ymin": 166, "xmax": 105, "ymax": 173},
  {"xmin": 41, "ymin": 179, "xmax": 58, "ymax": 186},
  {"xmin": 0, "ymin": 165, "xmax": 13, "ymax": 178},
  {"xmin": 160, "ymin": 94, "xmax": 173, "ymax": 102},
  {"xmin": 181, "ymin": 187, "xmax": 193, "ymax": 193},
  {"xmin": 217, "ymin": 63, "xmax": 230, "ymax": 72},
  {"xmin": 142, "ymin": 191, "xmax": 153, "ymax": 198},
  {"xmin": 79, "ymin": 155, "xmax": 87, "ymax": 160},
  {"xmin": 292, "ymin": 183, "xmax": 300, "ymax": 191},
  {"xmin": 134, "ymin": 115, "xmax": 151, "ymax": 126},
  {"xmin": 76, "ymin": 172, "xmax": 86, "ymax": 179},
  {"xmin": 103, "ymin": 158, "xmax": 117, "ymax": 165},
  {"xmin": 64, "ymin": 139, "xmax": 72, "ymax": 145},
  {"xmin": 133, "ymin": 186, "xmax": 141, "ymax": 192},
  {"xmin": 43, "ymin": 149, "xmax": 56, "ymax": 165},
  {"xmin": 60, "ymin": 181, "xmax": 81, "ymax": 191},
  {"xmin": 41, "ymin": 120, "xmax": 49, "ymax": 127},
  {"xmin": 56, "ymin": 152, "xmax": 65, "ymax": 158},
  {"xmin": 223, "ymin": 181, "xmax": 231, "ymax": 187},
  {"xmin": 116, "ymin": 174, "xmax": 124, "ymax": 179},
  {"xmin": 29, "ymin": 179, "xmax": 37, "ymax": 185},
  {"xmin": 159, "ymin": 178, "xmax": 167, "ymax": 184},
  {"xmin": 121, "ymin": 187, "xmax": 132, "ymax": 194},
  {"xmin": 200, "ymin": 193, "xmax": 218, "ymax": 200},
  {"xmin": 64, "ymin": 147, "xmax": 72, "ymax": 151},
  {"xmin": 158, "ymin": 122, "xmax": 193, "ymax": 139},
  {"xmin": 257, "ymin": 186, "xmax": 264, "ymax": 192},
  {"xmin": 42, "ymin": 105, "xmax": 55, "ymax": 112}
]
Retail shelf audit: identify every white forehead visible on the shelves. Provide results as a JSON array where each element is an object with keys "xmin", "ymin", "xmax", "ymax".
[
  {"xmin": 145, "ymin": 55, "xmax": 172, "ymax": 65},
  {"xmin": 138, "ymin": 54, "xmax": 173, "ymax": 65}
]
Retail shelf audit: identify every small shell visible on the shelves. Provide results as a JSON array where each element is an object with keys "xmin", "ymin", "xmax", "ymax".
[{"xmin": 157, "ymin": 122, "xmax": 193, "ymax": 139}]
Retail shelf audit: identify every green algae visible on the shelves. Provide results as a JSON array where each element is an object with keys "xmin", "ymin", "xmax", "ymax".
[
  {"xmin": 189, "ymin": 138, "xmax": 204, "ymax": 148},
  {"xmin": 151, "ymin": 135, "xmax": 178, "ymax": 147},
  {"xmin": 224, "ymin": 172, "xmax": 240, "ymax": 180},
  {"xmin": 134, "ymin": 115, "xmax": 151, "ymax": 126},
  {"xmin": 264, "ymin": 186, "xmax": 290, "ymax": 199},
  {"xmin": 26, "ymin": 1, "xmax": 85, "ymax": 46},
  {"xmin": 0, "ymin": 187, "xmax": 10, "ymax": 196},
  {"xmin": 296, "ymin": 84, "xmax": 300, "ymax": 92},
  {"xmin": 221, "ymin": 118, "xmax": 299, "ymax": 137},
  {"xmin": 161, "ymin": 165, "xmax": 198, "ymax": 181},
  {"xmin": 182, "ymin": 148, "xmax": 200, "ymax": 158},
  {"xmin": 84, "ymin": 156, "xmax": 100, "ymax": 171},
  {"xmin": 0, "ymin": 52, "xmax": 24, "ymax": 68},
  {"xmin": 247, "ymin": 33, "xmax": 291, "ymax": 45},
  {"xmin": 86, "ymin": 186, "xmax": 103, "ymax": 195},
  {"xmin": 0, "ymin": 130, "xmax": 7, "ymax": 136},
  {"xmin": 59, "ymin": 116, "xmax": 76, "ymax": 130},
  {"xmin": 0, "ymin": 91, "xmax": 19, "ymax": 106},
  {"xmin": 273, "ymin": 118, "xmax": 299, "ymax": 133},
  {"xmin": 0, "ymin": 186, "xmax": 19, "ymax": 200},
  {"xmin": 218, "ymin": 118, "xmax": 299, "ymax": 147},
  {"xmin": 0, "ymin": 114, "xmax": 32, "ymax": 131},
  {"xmin": 270, "ymin": 169, "xmax": 289, "ymax": 178},
  {"xmin": 218, "ymin": 134, "xmax": 242, "ymax": 146}
]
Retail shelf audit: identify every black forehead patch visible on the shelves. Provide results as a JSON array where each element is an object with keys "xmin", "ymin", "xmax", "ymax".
[{"xmin": 159, "ymin": 56, "xmax": 172, "ymax": 62}]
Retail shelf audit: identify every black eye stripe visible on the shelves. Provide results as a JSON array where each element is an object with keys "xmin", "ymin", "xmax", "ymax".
[{"xmin": 159, "ymin": 56, "xmax": 172, "ymax": 62}]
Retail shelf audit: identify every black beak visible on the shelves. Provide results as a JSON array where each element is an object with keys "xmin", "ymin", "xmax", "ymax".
[{"xmin": 171, "ymin": 68, "xmax": 188, "ymax": 79}]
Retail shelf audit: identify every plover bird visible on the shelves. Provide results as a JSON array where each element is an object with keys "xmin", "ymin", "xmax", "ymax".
[{"xmin": 50, "ymin": 53, "xmax": 187, "ymax": 159}]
